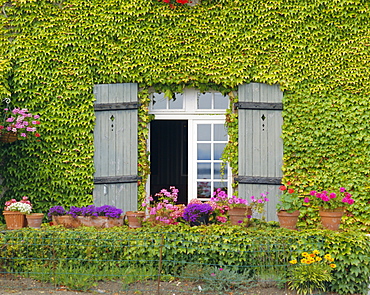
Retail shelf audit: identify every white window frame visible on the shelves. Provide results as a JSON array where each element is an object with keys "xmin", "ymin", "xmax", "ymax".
[{"xmin": 148, "ymin": 88, "xmax": 232, "ymax": 203}]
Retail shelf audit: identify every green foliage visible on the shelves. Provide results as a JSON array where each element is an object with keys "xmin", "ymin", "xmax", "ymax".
[
  {"xmin": 288, "ymin": 251, "xmax": 335, "ymax": 295},
  {"xmin": 1, "ymin": 226, "xmax": 369, "ymax": 294},
  {"xmin": 199, "ymin": 266, "xmax": 254, "ymax": 294},
  {"xmin": 0, "ymin": 0, "xmax": 368, "ymax": 230}
]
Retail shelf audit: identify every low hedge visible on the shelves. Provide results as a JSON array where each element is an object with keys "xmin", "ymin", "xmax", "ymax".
[{"xmin": 0, "ymin": 224, "xmax": 369, "ymax": 294}]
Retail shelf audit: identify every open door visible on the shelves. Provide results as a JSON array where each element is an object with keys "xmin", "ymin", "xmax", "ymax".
[{"xmin": 149, "ymin": 120, "xmax": 188, "ymax": 204}]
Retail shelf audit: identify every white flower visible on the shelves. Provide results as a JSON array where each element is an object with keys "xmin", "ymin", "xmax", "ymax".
[{"xmin": 7, "ymin": 202, "xmax": 32, "ymax": 214}]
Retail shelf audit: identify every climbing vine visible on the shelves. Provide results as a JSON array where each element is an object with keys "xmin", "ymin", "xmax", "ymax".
[{"xmin": 0, "ymin": 0, "xmax": 368, "ymax": 229}]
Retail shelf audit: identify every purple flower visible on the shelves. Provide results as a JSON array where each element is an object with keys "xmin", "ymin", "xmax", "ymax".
[
  {"xmin": 183, "ymin": 203, "xmax": 213, "ymax": 222},
  {"xmin": 48, "ymin": 206, "xmax": 66, "ymax": 219}
]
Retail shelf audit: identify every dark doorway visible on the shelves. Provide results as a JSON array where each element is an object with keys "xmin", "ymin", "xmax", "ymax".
[{"xmin": 150, "ymin": 120, "xmax": 188, "ymax": 204}]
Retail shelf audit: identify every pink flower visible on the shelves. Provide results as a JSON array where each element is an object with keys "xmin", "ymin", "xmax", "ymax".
[
  {"xmin": 329, "ymin": 193, "xmax": 336, "ymax": 199},
  {"xmin": 347, "ymin": 199, "xmax": 354, "ymax": 205},
  {"xmin": 304, "ymin": 197, "xmax": 310, "ymax": 203},
  {"xmin": 216, "ymin": 216, "xmax": 227, "ymax": 223},
  {"xmin": 219, "ymin": 268, "xmax": 223, "ymax": 271},
  {"xmin": 340, "ymin": 187, "xmax": 346, "ymax": 192},
  {"xmin": 321, "ymin": 195, "xmax": 330, "ymax": 202},
  {"xmin": 309, "ymin": 191, "xmax": 316, "ymax": 196},
  {"xmin": 210, "ymin": 273, "xmax": 216, "ymax": 277},
  {"xmin": 21, "ymin": 133, "xmax": 27, "ymax": 137}
]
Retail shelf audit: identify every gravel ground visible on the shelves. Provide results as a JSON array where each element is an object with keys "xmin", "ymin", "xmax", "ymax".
[{"xmin": 0, "ymin": 271, "xmax": 303, "ymax": 295}]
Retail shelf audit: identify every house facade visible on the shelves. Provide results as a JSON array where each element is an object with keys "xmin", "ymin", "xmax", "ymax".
[{"xmin": 0, "ymin": 0, "xmax": 368, "ymax": 228}]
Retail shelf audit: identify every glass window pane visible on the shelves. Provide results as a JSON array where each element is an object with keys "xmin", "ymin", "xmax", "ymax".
[
  {"xmin": 197, "ymin": 181, "xmax": 211, "ymax": 198},
  {"xmin": 214, "ymin": 163, "xmax": 227, "ymax": 179},
  {"xmin": 198, "ymin": 143, "xmax": 211, "ymax": 160},
  {"xmin": 198, "ymin": 92, "xmax": 212, "ymax": 109},
  {"xmin": 169, "ymin": 93, "xmax": 183, "ymax": 109},
  {"xmin": 152, "ymin": 93, "xmax": 167, "ymax": 109},
  {"xmin": 214, "ymin": 93, "xmax": 229, "ymax": 109},
  {"xmin": 197, "ymin": 124, "xmax": 211, "ymax": 141},
  {"xmin": 214, "ymin": 124, "xmax": 227, "ymax": 141},
  {"xmin": 214, "ymin": 143, "xmax": 226, "ymax": 160},
  {"xmin": 214, "ymin": 182, "xmax": 228, "ymax": 194},
  {"xmin": 197, "ymin": 163, "xmax": 211, "ymax": 179}
]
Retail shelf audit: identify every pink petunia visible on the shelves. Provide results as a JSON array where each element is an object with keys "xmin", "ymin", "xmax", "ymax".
[{"xmin": 304, "ymin": 197, "xmax": 310, "ymax": 203}]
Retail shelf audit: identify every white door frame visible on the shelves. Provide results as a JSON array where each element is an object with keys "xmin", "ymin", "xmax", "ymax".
[{"xmin": 147, "ymin": 88, "xmax": 232, "ymax": 203}]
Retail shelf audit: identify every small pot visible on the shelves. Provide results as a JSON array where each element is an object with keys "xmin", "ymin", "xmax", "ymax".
[
  {"xmin": 26, "ymin": 213, "xmax": 44, "ymax": 229},
  {"xmin": 125, "ymin": 211, "xmax": 145, "ymax": 228},
  {"xmin": 277, "ymin": 210, "xmax": 300, "ymax": 230}
]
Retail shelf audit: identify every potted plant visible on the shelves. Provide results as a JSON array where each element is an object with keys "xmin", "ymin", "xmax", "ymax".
[
  {"xmin": 48, "ymin": 205, "xmax": 80, "ymax": 228},
  {"xmin": 125, "ymin": 211, "xmax": 146, "ymax": 228},
  {"xmin": 182, "ymin": 203, "xmax": 213, "ymax": 226},
  {"xmin": 0, "ymin": 99, "xmax": 41, "ymax": 143},
  {"xmin": 66, "ymin": 205, "xmax": 124, "ymax": 228},
  {"xmin": 3, "ymin": 196, "xmax": 32, "ymax": 229},
  {"xmin": 211, "ymin": 189, "xmax": 269, "ymax": 226},
  {"xmin": 276, "ymin": 182, "xmax": 302, "ymax": 230},
  {"xmin": 142, "ymin": 186, "xmax": 183, "ymax": 225},
  {"xmin": 306, "ymin": 187, "xmax": 355, "ymax": 230}
]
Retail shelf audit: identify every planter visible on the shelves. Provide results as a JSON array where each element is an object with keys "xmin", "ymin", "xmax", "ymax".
[
  {"xmin": 3, "ymin": 211, "xmax": 27, "ymax": 230},
  {"xmin": 228, "ymin": 206, "xmax": 252, "ymax": 225},
  {"xmin": 52, "ymin": 215, "xmax": 80, "ymax": 228},
  {"xmin": 277, "ymin": 210, "xmax": 300, "ymax": 230},
  {"xmin": 77, "ymin": 216, "xmax": 124, "ymax": 228},
  {"xmin": 0, "ymin": 132, "xmax": 18, "ymax": 143},
  {"xmin": 319, "ymin": 208, "xmax": 345, "ymax": 231},
  {"xmin": 125, "ymin": 211, "xmax": 145, "ymax": 228},
  {"xmin": 26, "ymin": 213, "xmax": 44, "ymax": 228},
  {"xmin": 190, "ymin": 214, "xmax": 209, "ymax": 226}
]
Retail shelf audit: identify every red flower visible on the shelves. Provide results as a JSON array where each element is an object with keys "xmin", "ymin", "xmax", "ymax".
[
  {"xmin": 163, "ymin": 0, "xmax": 170, "ymax": 3},
  {"xmin": 35, "ymin": 133, "xmax": 40, "ymax": 137},
  {"xmin": 287, "ymin": 181, "xmax": 292, "ymax": 186},
  {"xmin": 36, "ymin": 121, "xmax": 41, "ymax": 125},
  {"xmin": 288, "ymin": 188, "xmax": 295, "ymax": 194},
  {"xmin": 169, "ymin": 3, "xmax": 175, "ymax": 8},
  {"xmin": 176, "ymin": 0, "xmax": 189, "ymax": 3},
  {"xmin": 279, "ymin": 185, "xmax": 287, "ymax": 191}
]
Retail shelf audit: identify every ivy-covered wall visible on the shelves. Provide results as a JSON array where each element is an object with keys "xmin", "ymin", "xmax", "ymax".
[{"xmin": 0, "ymin": 0, "xmax": 369, "ymax": 229}]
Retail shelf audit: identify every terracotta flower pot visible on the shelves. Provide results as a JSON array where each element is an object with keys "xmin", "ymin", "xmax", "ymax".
[
  {"xmin": 3, "ymin": 211, "xmax": 27, "ymax": 230},
  {"xmin": 277, "ymin": 210, "xmax": 300, "ymax": 230},
  {"xmin": 125, "ymin": 211, "xmax": 145, "ymax": 228},
  {"xmin": 76, "ymin": 216, "xmax": 124, "ymax": 228},
  {"xmin": 228, "ymin": 206, "xmax": 252, "ymax": 225},
  {"xmin": 319, "ymin": 208, "xmax": 344, "ymax": 231},
  {"xmin": 26, "ymin": 213, "xmax": 44, "ymax": 228},
  {"xmin": 52, "ymin": 215, "xmax": 80, "ymax": 228}
]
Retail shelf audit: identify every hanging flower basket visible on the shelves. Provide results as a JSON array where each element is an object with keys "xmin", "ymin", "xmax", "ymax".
[{"xmin": 0, "ymin": 132, "xmax": 18, "ymax": 143}]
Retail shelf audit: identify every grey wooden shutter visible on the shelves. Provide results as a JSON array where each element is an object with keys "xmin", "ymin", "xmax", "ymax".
[
  {"xmin": 236, "ymin": 83, "xmax": 283, "ymax": 221},
  {"xmin": 93, "ymin": 83, "xmax": 139, "ymax": 212}
]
